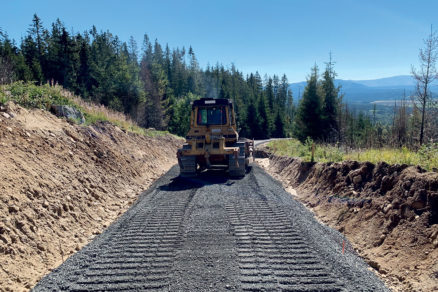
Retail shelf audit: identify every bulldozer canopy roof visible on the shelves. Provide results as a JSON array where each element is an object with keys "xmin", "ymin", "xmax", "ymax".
[{"xmin": 192, "ymin": 98, "xmax": 233, "ymax": 108}]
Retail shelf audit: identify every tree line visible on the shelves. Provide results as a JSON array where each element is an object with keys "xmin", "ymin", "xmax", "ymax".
[
  {"xmin": 0, "ymin": 15, "xmax": 296, "ymax": 139},
  {"xmin": 1, "ymin": 15, "xmax": 436, "ymax": 149}
]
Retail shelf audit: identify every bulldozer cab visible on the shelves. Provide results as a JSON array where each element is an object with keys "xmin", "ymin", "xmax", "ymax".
[
  {"xmin": 196, "ymin": 105, "xmax": 231, "ymax": 126},
  {"xmin": 177, "ymin": 98, "xmax": 253, "ymax": 177},
  {"xmin": 191, "ymin": 99, "xmax": 236, "ymax": 130}
]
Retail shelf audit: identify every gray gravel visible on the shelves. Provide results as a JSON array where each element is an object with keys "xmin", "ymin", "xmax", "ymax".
[{"xmin": 33, "ymin": 165, "xmax": 388, "ymax": 291}]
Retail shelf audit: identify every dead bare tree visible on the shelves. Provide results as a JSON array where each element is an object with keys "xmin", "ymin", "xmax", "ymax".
[
  {"xmin": 411, "ymin": 26, "xmax": 438, "ymax": 146},
  {"xmin": 0, "ymin": 56, "xmax": 14, "ymax": 85},
  {"xmin": 392, "ymin": 94, "xmax": 409, "ymax": 147}
]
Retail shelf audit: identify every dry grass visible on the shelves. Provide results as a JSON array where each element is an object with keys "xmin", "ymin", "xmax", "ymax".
[
  {"xmin": 268, "ymin": 139, "xmax": 438, "ymax": 171},
  {"xmin": 1, "ymin": 82, "xmax": 176, "ymax": 138}
]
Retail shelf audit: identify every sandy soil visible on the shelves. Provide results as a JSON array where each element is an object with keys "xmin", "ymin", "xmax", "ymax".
[
  {"xmin": 257, "ymin": 153, "xmax": 438, "ymax": 292},
  {"xmin": 0, "ymin": 102, "xmax": 182, "ymax": 291}
]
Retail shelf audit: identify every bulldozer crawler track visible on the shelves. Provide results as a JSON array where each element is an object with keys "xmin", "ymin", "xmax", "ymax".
[{"xmin": 34, "ymin": 166, "xmax": 388, "ymax": 292}]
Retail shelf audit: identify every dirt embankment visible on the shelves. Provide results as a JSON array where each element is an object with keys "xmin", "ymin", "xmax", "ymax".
[
  {"xmin": 258, "ymin": 152, "xmax": 438, "ymax": 292},
  {"xmin": 0, "ymin": 102, "xmax": 182, "ymax": 291}
]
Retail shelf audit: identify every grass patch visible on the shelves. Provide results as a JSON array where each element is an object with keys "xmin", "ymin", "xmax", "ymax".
[
  {"xmin": 268, "ymin": 138, "xmax": 344, "ymax": 163},
  {"xmin": 0, "ymin": 81, "xmax": 77, "ymax": 109},
  {"xmin": 0, "ymin": 81, "xmax": 179, "ymax": 139},
  {"xmin": 74, "ymin": 96, "xmax": 174, "ymax": 137},
  {"xmin": 268, "ymin": 139, "xmax": 438, "ymax": 171}
]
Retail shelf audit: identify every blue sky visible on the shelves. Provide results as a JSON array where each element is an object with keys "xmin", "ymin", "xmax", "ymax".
[{"xmin": 1, "ymin": 0, "xmax": 437, "ymax": 82}]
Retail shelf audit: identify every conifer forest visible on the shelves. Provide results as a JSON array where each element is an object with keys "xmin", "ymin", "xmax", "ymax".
[{"xmin": 1, "ymin": 15, "xmax": 437, "ymax": 150}]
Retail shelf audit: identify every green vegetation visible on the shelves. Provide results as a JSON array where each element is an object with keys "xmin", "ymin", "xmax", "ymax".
[
  {"xmin": 0, "ymin": 14, "xmax": 293, "ymax": 139},
  {"xmin": 268, "ymin": 139, "xmax": 438, "ymax": 171},
  {"xmin": 0, "ymin": 81, "xmax": 173, "ymax": 138},
  {"xmin": 1, "ymin": 15, "xmax": 436, "ymax": 164},
  {"xmin": 268, "ymin": 139, "xmax": 343, "ymax": 163},
  {"xmin": 0, "ymin": 81, "xmax": 76, "ymax": 109}
]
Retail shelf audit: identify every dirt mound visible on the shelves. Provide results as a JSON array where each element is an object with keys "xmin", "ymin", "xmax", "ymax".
[
  {"xmin": 259, "ymin": 152, "xmax": 438, "ymax": 292},
  {"xmin": 0, "ymin": 102, "xmax": 182, "ymax": 291}
]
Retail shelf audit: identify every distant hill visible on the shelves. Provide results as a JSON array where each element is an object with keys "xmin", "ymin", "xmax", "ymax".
[
  {"xmin": 354, "ymin": 75, "xmax": 416, "ymax": 88},
  {"xmin": 290, "ymin": 75, "xmax": 438, "ymax": 104}
]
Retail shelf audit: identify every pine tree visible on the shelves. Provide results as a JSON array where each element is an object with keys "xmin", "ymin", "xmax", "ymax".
[
  {"xmin": 412, "ymin": 26, "xmax": 438, "ymax": 145},
  {"xmin": 246, "ymin": 102, "xmax": 260, "ymax": 139},
  {"xmin": 294, "ymin": 65, "xmax": 322, "ymax": 142},
  {"xmin": 21, "ymin": 35, "xmax": 43, "ymax": 83},
  {"xmin": 285, "ymin": 89, "xmax": 294, "ymax": 136},
  {"xmin": 76, "ymin": 33, "xmax": 94, "ymax": 98},
  {"xmin": 128, "ymin": 36, "xmax": 138, "ymax": 62},
  {"xmin": 272, "ymin": 110, "xmax": 285, "ymax": 138},
  {"xmin": 28, "ymin": 14, "xmax": 46, "ymax": 77},
  {"xmin": 140, "ymin": 35, "xmax": 168, "ymax": 129},
  {"xmin": 257, "ymin": 95, "xmax": 272, "ymax": 138},
  {"xmin": 273, "ymin": 75, "xmax": 279, "ymax": 101},
  {"xmin": 187, "ymin": 46, "xmax": 203, "ymax": 95},
  {"xmin": 278, "ymin": 74, "xmax": 288, "ymax": 108},
  {"xmin": 321, "ymin": 55, "xmax": 340, "ymax": 142},
  {"xmin": 0, "ymin": 31, "xmax": 18, "ymax": 83},
  {"xmin": 265, "ymin": 76, "xmax": 274, "ymax": 111}
]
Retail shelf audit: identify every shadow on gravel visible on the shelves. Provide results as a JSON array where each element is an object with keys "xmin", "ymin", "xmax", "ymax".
[{"xmin": 159, "ymin": 167, "xmax": 252, "ymax": 191}]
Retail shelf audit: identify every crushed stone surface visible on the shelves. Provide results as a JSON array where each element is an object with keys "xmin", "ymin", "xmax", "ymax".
[{"xmin": 34, "ymin": 166, "xmax": 388, "ymax": 292}]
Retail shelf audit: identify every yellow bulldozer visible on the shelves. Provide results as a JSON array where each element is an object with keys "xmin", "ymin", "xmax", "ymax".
[{"xmin": 177, "ymin": 98, "xmax": 254, "ymax": 177}]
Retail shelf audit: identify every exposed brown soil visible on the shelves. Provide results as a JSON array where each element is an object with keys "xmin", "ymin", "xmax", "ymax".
[
  {"xmin": 257, "ymin": 151, "xmax": 438, "ymax": 292},
  {"xmin": 0, "ymin": 102, "xmax": 182, "ymax": 292}
]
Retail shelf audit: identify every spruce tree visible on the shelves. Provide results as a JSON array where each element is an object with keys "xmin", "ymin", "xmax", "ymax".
[
  {"xmin": 257, "ymin": 95, "xmax": 272, "ymax": 138},
  {"xmin": 321, "ymin": 55, "xmax": 340, "ymax": 141},
  {"xmin": 265, "ymin": 76, "xmax": 274, "ymax": 111},
  {"xmin": 28, "ymin": 14, "xmax": 46, "ymax": 77},
  {"xmin": 294, "ymin": 65, "xmax": 322, "ymax": 142},
  {"xmin": 285, "ymin": 89, "xmax": 294, "ymax": 136},
  {"xmin": 21, "ymin": 35, "xmax": 43, "ymax": 83},
  {"xmin": 246, "ymin": 101, "xmax": 260, "ymax": 139},
  {"xmin": 76, "ymin": 33, "xmax": 93, "ymax": 98},
  {"xmin": 278, "ymin": 74, "xmax": 289, "ymax": 108},
  {"xmin": 272, "ymin": 110, "xmax": 285, "ymax": 138}
]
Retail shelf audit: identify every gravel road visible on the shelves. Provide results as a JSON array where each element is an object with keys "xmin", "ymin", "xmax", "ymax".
[{"xmin": 33, "ymin": 165, "xmax": 388, "ymax": 291}]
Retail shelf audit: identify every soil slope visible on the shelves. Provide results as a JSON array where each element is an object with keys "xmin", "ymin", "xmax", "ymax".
[
  {"xmin": 258, "ymin": 152, "xmax": 438, "ymax": 292},
  {"xmin": 0, "ymin": 102, "xmax": 182, "ymax": 291}
]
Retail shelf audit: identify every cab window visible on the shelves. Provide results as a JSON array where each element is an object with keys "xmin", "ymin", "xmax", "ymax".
[{"xmin": 197, "ymin": 106, "xmax": 227, "ymax": 125}]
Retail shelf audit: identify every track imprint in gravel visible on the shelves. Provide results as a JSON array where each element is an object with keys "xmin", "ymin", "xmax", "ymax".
[
  {"xmin": 226, "ymin": 199, "xmax": 344, "ymax": 291},
  {"xmin": 67, "ymin": 191, "xmax": 193, "ymax": 292},
  {"xmin": 33, "ymin": 166, "xmax": 387, "ymax": 292}
]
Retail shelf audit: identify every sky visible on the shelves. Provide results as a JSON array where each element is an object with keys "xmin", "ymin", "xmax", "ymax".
[{"xmin": 1, "ymin": 0, "xmax": 437, "ymax": 82}]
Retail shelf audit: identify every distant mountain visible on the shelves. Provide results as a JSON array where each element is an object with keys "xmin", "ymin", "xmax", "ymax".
[
  {"xmin": 354, "ymin": 75, "xmax": 416, "ymax": 88},
  {"xmin": 290, "ymin": 75, "xmax": 438, "ymax": 104}
]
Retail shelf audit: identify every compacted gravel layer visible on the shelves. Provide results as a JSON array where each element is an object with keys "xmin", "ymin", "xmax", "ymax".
[{"xmin": 33, "ymin": 165, "xmax": 388, "ymax": 291}]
